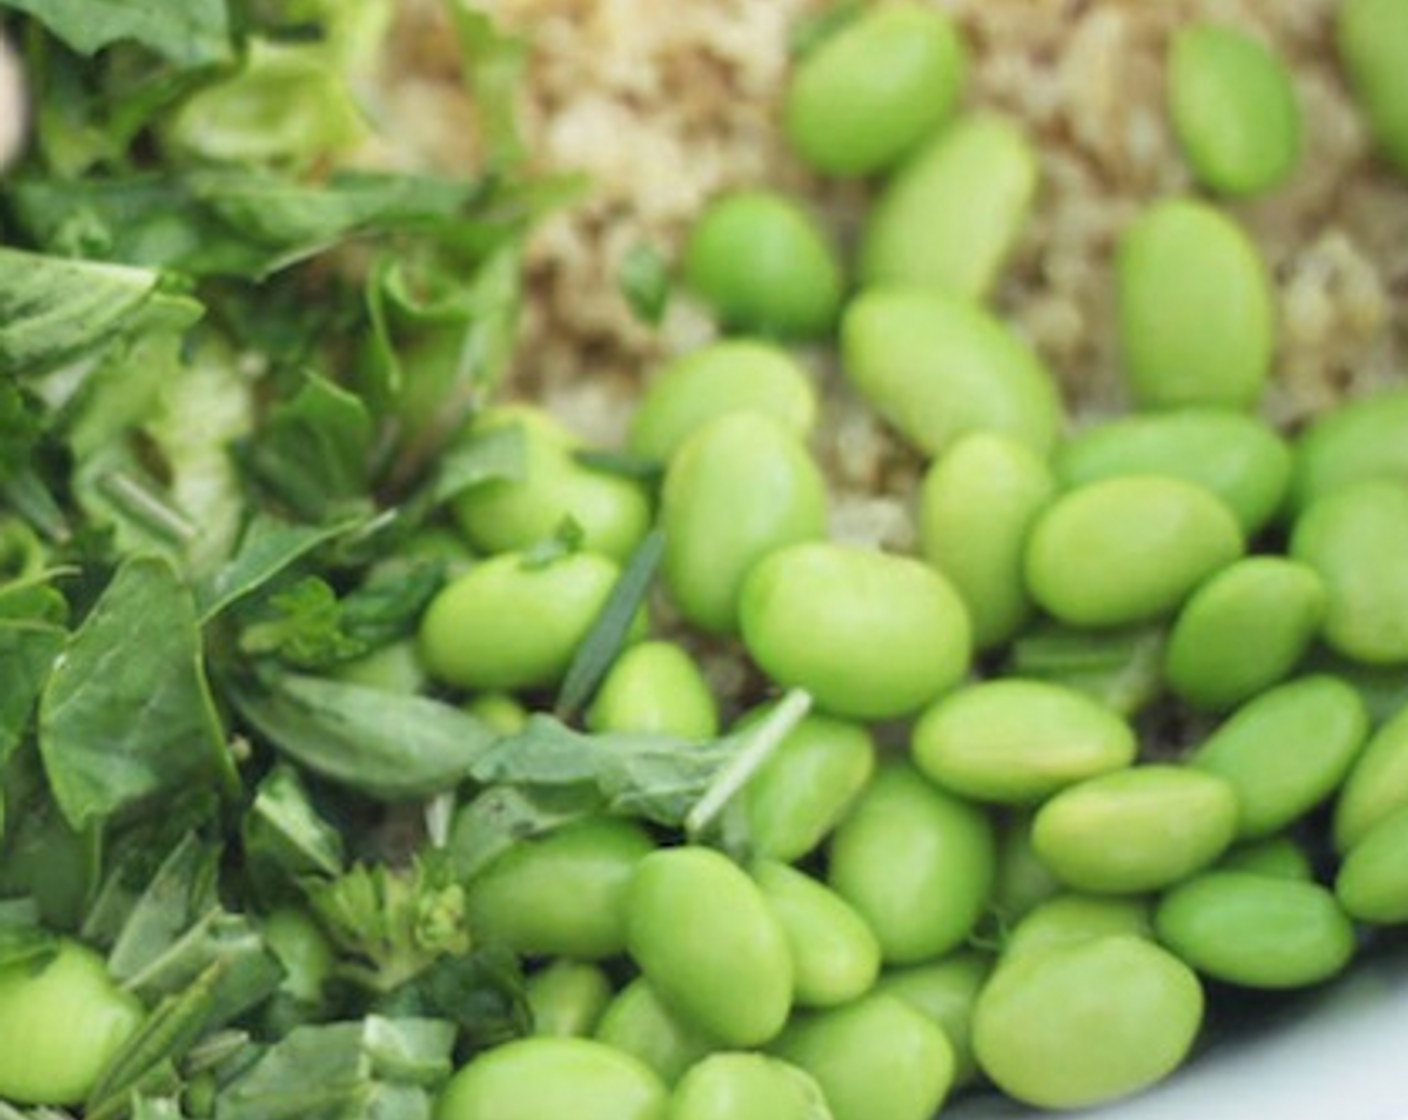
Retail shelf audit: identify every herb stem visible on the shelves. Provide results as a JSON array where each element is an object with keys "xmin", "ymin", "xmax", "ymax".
[{"xmin": 685, "ymin": 688, "xmax": 813, "ymax": 838}]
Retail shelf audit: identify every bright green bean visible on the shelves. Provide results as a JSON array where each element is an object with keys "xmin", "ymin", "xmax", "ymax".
[
  {"xmin": 1333, "ymin": 701, "xmax": 1408, "ymax": 852},
  {"xmin": 1004, "ymin": 895, "xmax": 1154, "ymax": 960},
  {"xmin": 1338, "ymin": 0, "xmax": 1408, "ymax": 175},
  {"xmin": 595, "ymin": 978, "xmax": 719, "ymax": 1085},
  {"xmin": 784, "ymin": 2, "xmax": 965, "ymax": 177},
  {"xmin": 666, "ymin": 1053, "xmax": 833, "ymax": 1120},
  {"xmin": 873, "ymin": 951, "xmax": 993, "ymax": 1088},
  {"xmin": 1190, "ymin": 675, "xmax": 1368, "ymax": 839},
  {"xmin": 526, "ymin": 960, "xmax": 613, "ymax": 1039},
  {"xmin": 1335, "ymin": 804, "xmax": 1408, "ymax": 924},
  {"xmin": 660, "ymin": 413, "xmax": 827, "ymax": 635},
  {"xmin": 1290, "ymin": 386, "xmax": 1408, "ymax": 512},
  {"xmin": 841, "ymin": 287, "xmax": 1063, "ymax": 458},
  {"xmin": 1167, "ymin": 23, "xmax": 1302, "ymax": 197},
  {"xmin": 912, "ymin": 679, "xmax": 1137, "ymax": 805},
  {"xmin": 1115, "ymin": 198, "xmax": 1274, "ymax": 409},
  {"xmin": 586, "ymin": 640, "xmax": 719, "ymax": 740},
  {"xmin": 740, "ymin": 542, "xmax": 971, "ymax": 720},
  {"xmin": 1154, "ymin": 871, "xmax": 1355, "ymax": 988},
  {"xmin": 1025, "ymin": 475, "xmax": 1245, "ymax": 627},
  {"xmin": 859, "ymin": 115, "xmax": 1039, "ymax": 299},
  {"xmin": 918, "ymin": 432, "xmax": 1055, "ymax": 650}
]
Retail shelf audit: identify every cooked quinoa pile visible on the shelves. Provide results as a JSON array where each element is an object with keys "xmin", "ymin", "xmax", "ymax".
[{"xmin": 382, "ymin": 0, "xmax": 1406, "ymax": 557}]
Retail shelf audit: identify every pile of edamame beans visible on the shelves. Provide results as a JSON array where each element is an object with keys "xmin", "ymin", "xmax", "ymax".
[{"xmin": 423, "ymin": 2, "xmax": 1408, "ymax": 1118}]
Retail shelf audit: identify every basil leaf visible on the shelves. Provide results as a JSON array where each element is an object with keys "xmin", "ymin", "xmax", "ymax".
[
  {"xmin": 226, "ymin": 672, "xmax": 496, "ymax": 801},
  {"xmin": 0, "ymin": 0, "xmax": 233, "ymax": 67},
  {"xmin": 38, "ymin": 555, "xmax": 236, "ymax": 831},
  {"xmin": 197, "ymin": 513, "xmax": 362, "ymax": 622}
]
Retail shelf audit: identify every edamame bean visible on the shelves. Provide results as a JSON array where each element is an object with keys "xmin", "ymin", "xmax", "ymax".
[
  {"xmin": 753, "ymin": 860, "xmax": 881, "ymax": 1008},
  {"xmin": 1031, "ymin": 766, "xmax": 1239, "ymax": 893},
  {"xmin": 462, "ymin": 691, "xmax": 529, "ymax": 735},
  {"xmin": 1333, "ymin": 701, "xmax": 1408, "ymax": 852},
  {"xmin": 859, "ymin": 115, "xmax": 1039, "ymax": 300},
  {"xmin": 1335, "ymin": 804, "xmax": 1408, "ymax": 924},
  {"xmin": 625, "ymin": 847, "xmax": 793, "ymax": 1047},
  {"xmin": 628, "ymin": 341, "xmax": 818, "ymax": 463},
  {"xmin": 841, "ymin": 287, "xmax": 1063, "ymax": 458},
  {"xmin": 874, "ymin": 952, "xmax": 993, "ymax": 1087},
  {"xmin": 331, "ymin": 639, "xmax": 427, "ymax": 695},
  {"xmin": 991, "ymin": 813, "xmax": 1062, "ymax": 921},
  {"xmin": 740, "ymin": 541, "xmax": 971, "ymax": 720},
  {"xmin": 683, "ymin": 192, "xmax": 842, "ymax": 339},
  {"xmin": 661, "ymin": 413, "xmax": 827, "ymax": 635},
  {"xmin": 419, "ymin": 550, "xmax": 638, "ymax": 691},
  {"xmin": 1290, "ymin": 479, "xmax": 1408, "ymax": 664},
  {"xmin": 972, "ymin": 935, "xmax": 1202, "ymax": 1110},
  {"xmin": 435, "ymin": 1037, "xmax": 667, "ymax": 1120},
  {"xmin": 0, "ymin": 940, "xmax": 146, "ymax": 1106},
  {"xmin": 1290, "ymin": 387, "xmax": 1408, "ymax": 512},
  {"xmin": 667, "ymin": 1053, "xmax": 833, "ymax": 1120},
  {"xmin": 827, "ymin": 764, "xmax": 995, "ymax": 964},
  {"xmin": 586, "ymin": 641, "xmax": 719, "ymax": 740},
  {"xmin": 1337, "ymin": 0, "xmax": 1408, "ymax": 175},
  {"xmin": 772, "ymin": 995, "xmax": 955, "ymax": 1120},
  {"xmin": 1115, "ymin": 198, "xmax": 1275, "ymax": 409},
  {"xmin": 1003, "ymin": 895, "xmax": 1154, "ymax": 960},
  {"xmin": 740, "ymin": 709, "xmax": 877, "ymax": 863},
  {"xmin": 1163, "ymin": 557, "xmax": 1326, "ymax": 711},
  {"xmin": 1025, "ymin": 476, "xmax": 1245, "ymax": 627},
  {"xmin": 526, "ymin": 961, "xmax": 612, "ymax": 1038},
  {"xmin": 912, "ymin": 680, "xmax": 1137, "ymax": 805},
  {"xmin": 1054, "ymin": 408, "xmax": 1292, "ymax": 536},
  {"xmin": 1190, "ymin": 676, "xmax": 1368, "ymax": 839},
  {"xmin": 784, "ymin": 3, "xmax": 965, "ymax": 178},
  {"xmin": 918, "ymin": 432, "xmax": 1055, "ymax": 650},
  {"xmin": 1167, "ymin": 24, "xmax": 1302, "ymax": 197},
  {"xmin": 1217, "ymin": 835, "xmax": 1315, "ymax": 881},
  {"xmin": 1154, "ymin": 872, "xmax": 1355, "ymax": 988},
  {"xmin": 466, "ymin": 817, "xmax": 655, "ymax": 960},
  {"xmin": 596, "ymin": 978, "xmax": 719, "ymax": 1085},
  {"xmin": 452, "ymin": 407, "xmax": 651, "ymax": 562}
]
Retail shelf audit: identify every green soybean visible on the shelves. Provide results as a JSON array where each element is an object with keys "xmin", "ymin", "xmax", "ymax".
[
  {"xmin": 773, "ymin": 995, "xmax": 956, "ymax": 1120},
  {"xmin": 332, "ymin": 639, "xmax": 427, "ymax": 695},
  {"xmin": 841, "ymin": 287, "xmax": 1063, "ymax": 458},
  {"xmin": 0, "ymin": 940, "xmax": 145, "ymax": 1106},
  {"xmin": 526, "ymin": 961, "xmax": 612, "ymax": 1038},
  {"xmin": 462, "ymin": 691, "xmax": 529, "ymax": 735},
  {"xmin": 1335, "ymin": 804, "xmax": 1408, "ymax": 924},
  {"xmin": 661, "ymin": 413, "xmax": 827, "ymax": 635},
  {"xmin": 596, "ymin": 979, "xmax": 720, "ymax": 1085},
  {"xmin": 1291, "ymin": 479, "xmax": 1408, "ymax": 664},
  {"xmin": 683, "ymin": 191, "xmax": 842, "ymax": 339},
  {"xmin": 1031, "ymin": 766, "xmax": 1239, "ymax": 893},
  {"xmin": 1154, "ymin": 872, "xmax": 1355, "ymax": 988},
  {"xmin": 1191, "ymin": 675, "xmax": 1368, "ymax": 839},
  {"xmin": 918, "ymin": 432, "xmax": 1056, "ymax": 650},
  {"xmin": 628, "ymin": 341, "xmax": 818, "ymax": 463},
  {"xmin": 667, "ymin": 1053, "xmax": 834, "ymax": 1120},
  {"xmin": 784, "ymin": 2, "xmax": 965, "ymax": 178},
  {"xmin": 874, "ymin": 952, "xmax": 993, "ymax": 1088},
  {"xmin": 1291, "ymin": 387, "xmax": 1408, "ymax": 512},
  {"xmin": 991, "ymin": 813, "xmax": 1063, "ymax": 921},
  {"xmin": 435, "ymin": 1037, "xmax": 667, "ymax": 1120},
  {"xmin": 625, "ymin": 847, "xmax": 793, "ymax": 1047},
  {"xmin": 1338, "ymin": 0, "xmax": 1408, "ymax": 175},
  {"xmin": 586, "ymin": 641, "xmax": 719, "ymax": 740},
  {"xmin": 1115, "ymin": 198, "xmax": 1275, "ymax": 409},
  {"xmin": 452, "ymin": 407, "xmax": 651, "ymax": 562},
  {"xmin": 827, "ymin": 764, "xmax": 995, "ymax": 964},
  {"xmin": 1025, "ymin": 475, "xmax": 1245, "ymax": 627},
  {"xmin": 859, "ymin": 115, "xmax": 1039, "ymax": 299},
  {"xmin": 973, "ymin": 935, "xmax": 1202, "ymax": 1110},
  {"xmin": 740, "ymin": 709, "xmax": 877, "ymax": 863},
  {"xmin": 1163, "ymin": 557, "xmax": 1327, "ymax": 711},
  {"xmin": 1217, "ymin": 835, "xmax": 1315, "ymax": 881},
  {"xmin": 753, "ymin": 860, "xmax": 882, "ymax": 1009},
  {"xmin": 1054, "ymin": 408, "xmax": 1292, "ymax": 536},
  {"xmin": 466, "ymin": 817, "xmax": 655, "ymax": 960},
  {"xmin": 1167, "ymin": 24, "xmax": 1302, "ymax": 197},
  {"xmin": 740, "ymin": 542, "xmax": 971, "ymax": 720},
  {"xmin": 1333, "ymin": 701, "xmax": 1408, "ymax": 852},
  {"xmin": 419, "ymin": 550, "xmax": 636, "ymax": 691},
  {"xmin": 912, "ymin": 680, "xmax": 1138, "ymax": 805},
  {"xmin": 1004, "ymin": 895, "xmax": 1154, "ymax": 960}
]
